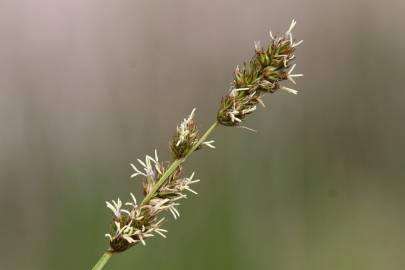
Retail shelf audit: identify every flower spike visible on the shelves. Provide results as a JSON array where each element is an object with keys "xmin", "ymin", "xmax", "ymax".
[{"xmin": 100, "ymin": 21, "xmax": 302, "ymax": 259}]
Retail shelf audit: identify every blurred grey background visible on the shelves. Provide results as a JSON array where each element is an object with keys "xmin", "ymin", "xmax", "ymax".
[{"xmin": 1, "ymin": 0, "xmax": 405, "ymax": 269}]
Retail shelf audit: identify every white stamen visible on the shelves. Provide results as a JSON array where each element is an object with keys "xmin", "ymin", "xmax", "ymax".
[
  {"xmin": 154, "ymin": 198, "xmax": 170, "ymax": 209},
  {"xmin": 105, "ymin": 234, "xmax": 112, "ymax": 241},
  {"xmin": 257, "ymin": 97, "xmax": 266, "ymax": 108},
  {"xmin": 123, "ymin": 235, "xmax": 136, "ymax": 244},
  {"xmin": 131, "ymin": 151, "xmax": 160, "ymax": 179},
  {"xmin": 137, "ymin": 158, "xmax": 146, "ymax": 167},
  {"xmin": 139, "ymin": 235, "xmax": 146, "ymax": 245},
  {"xmin": 155, "ymin": 230, "xmax": 167, "ymax": 238},
  {"xmin": 286, "ymin": 64, "xmax": 304, "ymax": 84},
  {"xmin": 106, "ymin": 199, "xmax": 122, "ymax": 218},
  {"xmin": 254, "ymin": 41, "xmax": 261, "ymax": 51},
  {"xmin": 106, "ymin": 201, "xmax": 116, "ymax": 213},
  {"xmin": 130, "ymin": 163, "xmax": 145, "ymax": 178},
  {"xmin": 176, "ymin": 108, "xmax": 196, "ymax": 146},
  {"xmin": 169, "ymin": 207, "xmax": 178, "ymax": 219},
  {"xmin": 237, "ymin": 126, "xmax": 257, "ymax": 133},
  {"xmin": 229, "ymin": 112, "xmax": 242, "ymax": 123},
  {"xmin": 115, "ymin": 221, "xmax": 122, "ymax": 234},
  {"xmin": 242, "ymin": 106, "xmax": 257, "ymax": 114},
  {"xmin": 231, "ymin": 87, "xmax": 250, "ymax": 97},
  {"xmin": 189, "ymin": 108, "xmax": 196, "ymax": 120},
  {"xmin": 286, "ymin": 19, "xmax": 297, "ymax": 35},
  {"xmin": 287, "ymin": 76, "xmax": 297, "ymax": 84},
  {"xmin": 288, "ymin": 63, "xmax": 296, "ymax": 74},
  {"xmin": 202, "ymin": 140, "xmax": 216, "ymax": 149},
  {"xmin": 186, "ymin": 187, "xmax": 198, "ymax": 195},
  {"xmin": 155, "ymin": 217, "xmax": 165, "ymax": 226},
  {"xmin": 188, "ymin": 179, "xmax": 200, "ymax": 184},
  {"xmin": 293, "ymin": 40, "xmax": 303, "ymax": 47},
  {"xmin": 171, "ymin": 206, "xmax": 180, "ymax": 217},
  {"xmin": 146, "ymin": 154, "xmax": 156, "ymax": 165},
  {"xmin": 130, "ymin": 193, "xmax": 137, "ymax": 205},
  {"xmin": 154, "ymin": 149, "xmax": 158, "ymax": 162},
  {"xmin": 121, "ymin": 209, "xmax": 131, "ymax": 215},
  {"xmin": 155, "ymin": 164, "xmax": 162, "ymax": 175},
  {"xmin": 281, "ymin": 86, "xmax": 299, "ymax": 95}
]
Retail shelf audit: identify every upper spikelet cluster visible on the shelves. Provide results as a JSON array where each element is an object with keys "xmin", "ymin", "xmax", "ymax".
[{"xmin": 217, "ymin": 19, "xmax": 303, "ymax": 127}]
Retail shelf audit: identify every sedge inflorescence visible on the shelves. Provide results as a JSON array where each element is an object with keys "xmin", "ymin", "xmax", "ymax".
[
  {"xmin": 102, "ymin": 20, "xmax": 302, "ymax": 254},
  {"xmin": 217, "ymin": 19, "xmax": 303, "ymax": 128}
]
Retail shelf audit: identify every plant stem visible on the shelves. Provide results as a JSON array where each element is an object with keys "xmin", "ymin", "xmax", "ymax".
[
  {"xmin": 91, "ymin": 121, "xmax": 218, "ymax": 270},
  {"xmin": 185, "ymin": 121, "xmax": 218, "ymax": 159},
  {"xmin": 141, "ymin": 121, "xmax": 218, "ymax": 206},
  {"xmin": 91, "ymin": 251, "xmax": 113, "ymax": 270}
]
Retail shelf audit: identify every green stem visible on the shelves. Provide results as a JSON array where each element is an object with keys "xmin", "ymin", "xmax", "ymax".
[
  {"xmin": 91, "ymin": 121, "xmax": 218, "ymax": 270},
  {"xmin": 141, "ymin": 121, "xmax": 218, "ymax": 206},
  {"xmin": 141, "ymin": 158, "xmax": 183, "ymax": 206},
  {"xmin": 91, "ymin": 251, "xmax": 113, "ymax": 270}
]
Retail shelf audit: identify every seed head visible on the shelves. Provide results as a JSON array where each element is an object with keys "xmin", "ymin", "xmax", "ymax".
[{"xmin": 217, "ymin": 19, "xmax": 303, "ymax": 127}]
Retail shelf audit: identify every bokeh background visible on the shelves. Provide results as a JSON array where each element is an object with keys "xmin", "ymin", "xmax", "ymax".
[{"xmin": 1, "ymin": 0, "xmax": 405, "ymax": 269}]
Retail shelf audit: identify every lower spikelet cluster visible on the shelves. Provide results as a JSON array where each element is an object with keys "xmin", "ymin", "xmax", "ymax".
[
  {"xmin": 217, "ymin": 19, "xmax": 303, "ymax": 128},
  {"xmin": 105, "ymin": 109, "xmax": 215, "ymax": 252}
]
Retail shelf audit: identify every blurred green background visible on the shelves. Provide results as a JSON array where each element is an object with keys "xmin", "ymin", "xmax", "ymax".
[{"xmin": 1, "ymin": 0, "xmax": 405, "ymax": 269}]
